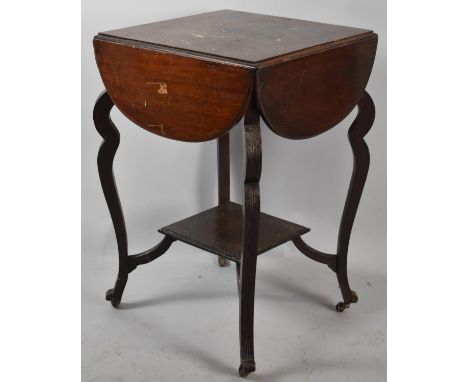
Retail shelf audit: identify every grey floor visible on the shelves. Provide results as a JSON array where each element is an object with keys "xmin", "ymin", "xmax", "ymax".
[{"xmin": 82, "ymin": 238, "xmax": 386, "ymax": 382}]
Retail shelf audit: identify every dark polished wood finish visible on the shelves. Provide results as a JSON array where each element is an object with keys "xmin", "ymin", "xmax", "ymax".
[
  {"xmin": 237, "ymin": 98, "xmax": 262, "ymax": 377},
  {"xmin": 256, "ymin": 36, "xmax": 377, "ymax": 139},
  {"xmin": 93, "ymin": 91, "xmax": 175, "ymax": 307},
  {"xmin": 127, "ymin": 236, "xmax": 175, "ymax": 273},
  {"xmin": 217, "ymin": 133, "xmax": 231, "ymax": 267},
  {"xmin": 160, "ymin": 202, "xmax": 309, "ymax": 262},
  {"xmin": 99, "ymin": 10, "xmax": 371, "ymax": 65},
  {"xmin": 93, "ymin": 10, "xmax": 378, "ymax": 378},
  {"xmin": 336, "ymin": 91, "xmax": 375, "ymax": 309},
  {"xmin": 94, "ymin": 39, "xmax": 254, "ymax": 142},
  {"xmin": 292, "ymin": 236, "xmax": 337, "ymax": 272},
  {"xmin": 217, "ymin": 133, "xmax": 230, "ymax": 205},
  {"xmin": 93, "ymin": 91, "xmax": 129, "ymax": 308},
  {"xmin": 293, "ymin": 91, "xmax": 375, "ymax": 312},
  {"xmin": 94, "ymin": 10, "xmax": 376, "ymax": 142}
]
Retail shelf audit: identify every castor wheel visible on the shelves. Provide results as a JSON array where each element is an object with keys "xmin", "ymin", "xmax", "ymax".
[
  {"xmin": 350, "ymin": 290, "xmax": 358, "ymax": 303},
  {"xmin": 335, "ymin": 302, "xmax": 349, "ymax": 312},
  {"xmin": 238, "ymin": 360, "xmax": 255, "ymax": 378},
  {"xmin": 218, "ymin": 256, "xmax": 229, "ymax": 267},
  {"xmin": 105, "ymin": 288, "xmax": 121, "ymax": 308}
]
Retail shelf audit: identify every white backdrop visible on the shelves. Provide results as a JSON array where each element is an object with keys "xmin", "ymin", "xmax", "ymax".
[{"xmin": 82, "ymin": 1, "xmax": 386, "ymax": 381}]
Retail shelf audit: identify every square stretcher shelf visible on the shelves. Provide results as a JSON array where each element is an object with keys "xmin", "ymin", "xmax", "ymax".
[{"xmin": 159, "ymin": 202, "xmax": 310, "ymax": 262}]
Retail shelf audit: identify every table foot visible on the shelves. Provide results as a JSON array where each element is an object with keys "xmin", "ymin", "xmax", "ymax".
[
  {"xmin": 336, "ymin": 290, "xmax": 358, "ymax": 312},
  {"xmin": 105, "ymin": 276, "xmax": 128, "ymax": 308},
  {"xmin": 106, "ymin": 289, "xmax": 121, "ymax": 308},
  {"xmin": 238, "ymin": 360, "xmax": 256, "ymax": 378}
]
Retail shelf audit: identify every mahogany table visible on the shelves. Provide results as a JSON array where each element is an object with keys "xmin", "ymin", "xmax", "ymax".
[{"xmin": 93, "ymin": 10, "xmax": 377, "ymax": 378}]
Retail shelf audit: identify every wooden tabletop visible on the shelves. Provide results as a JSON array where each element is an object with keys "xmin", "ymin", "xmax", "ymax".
[
  {"xmin": 94, "ymin": 10, "xmax": 377, "ymax": 142},
  {"xmin": 98, "ymin": 9, "xmax": 372, "ymax": 65}
]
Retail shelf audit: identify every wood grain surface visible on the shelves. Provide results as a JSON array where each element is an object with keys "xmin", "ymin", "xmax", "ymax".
[
  {"xmin": 95, "ymin": 11, "xmax": 377, "ymax": 142},
  {"xmin": 159, "ymin": 202, "xmax": 309, "ymax": 262},
  {"xmin": 94, "ymin": 38, "xmax": 254, "ymax": 142},
  {"xmin": 100, "ymin": 10, "xmax": 371, "ymax": 64},
  {"xmin": 256, "ymin": 34, "xmax": 377, "ymax": 139}
]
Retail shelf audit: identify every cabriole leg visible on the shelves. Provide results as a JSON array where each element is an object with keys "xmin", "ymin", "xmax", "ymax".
[
  {"xmin": 335, "ymin": 91, "xmax": 375, "ymax": 312},
  {"xmin": 238, "ymin": 102, "xmax": 261, "ymax": 377},
  {"xmin": 93, "ymin": 91, "xmax": 129, "ymax": 308}
]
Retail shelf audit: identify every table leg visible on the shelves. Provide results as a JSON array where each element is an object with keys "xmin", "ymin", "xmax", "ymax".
[
  {"xmin": 217, "ymin": 133, "xmax": 230, "ymax": 267},
  {"xmin": 93, "ymin": 91, "xmax": 129, "ymax": 308},
  {"xmin": 335, "ymin": 91, "xmax": 375, "ymax": 312},
  {"xmin": 238, "ymin": 102, "xmax": 261, "ymax": 378},
  {"xmin": 93, "ymin": 91, "xmax": 178, "ymax": 308},
  {"xmin": 236, "ymin": 262, "xmax": 241, "ymax": 297}
]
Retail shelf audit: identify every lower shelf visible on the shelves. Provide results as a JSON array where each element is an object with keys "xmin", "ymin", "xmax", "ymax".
[{"xmin": 159, "ymin": 202, "xmax": 310, "ymax": 262}]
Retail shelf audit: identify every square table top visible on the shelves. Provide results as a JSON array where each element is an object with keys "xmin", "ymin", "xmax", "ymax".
[{"xmin": 98, "ymin": 9, "xmax": 372, "ymax": 65}]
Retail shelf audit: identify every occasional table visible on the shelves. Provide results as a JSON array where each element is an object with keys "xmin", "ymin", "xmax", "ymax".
[{"xmin": 93, "ymin": 10, "xmax": 377, "ymax": 378}]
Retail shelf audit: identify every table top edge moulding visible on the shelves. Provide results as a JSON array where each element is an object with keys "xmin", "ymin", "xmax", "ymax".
[{"xmin": 92, "ymin": 9, "xmax": 378, "ymax": 378}]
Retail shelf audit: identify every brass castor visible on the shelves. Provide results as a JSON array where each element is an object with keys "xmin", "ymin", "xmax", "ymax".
[
  {"xmin": 336, "ymin": 291, "xmax": 358, "ymax": 312},
  {"xmin": 105, "ymin": 288, "xmax": 120, "ymax": 308},
  {"xmin": 218, "ymin": 256, "xmax": 229, "ymax": 267},
  {"xmin": 335, "ymin": 302, "xmax": 349, "ymax": 312},
  {"xmin": 238, "ymin": 360, "xmax": 255, "ymax": 378}
]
